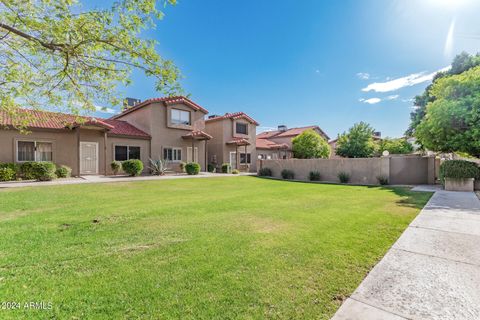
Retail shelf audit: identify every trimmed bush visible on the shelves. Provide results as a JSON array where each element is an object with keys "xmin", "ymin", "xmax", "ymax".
[
  {"xmin": 232, "ymin": 169, "xmax": 240, "ymax": 174},
  {"xmin": 309, "ymin": 171, "xmax": 321, "ymax": 181},
  {"xmin": 56, "ymin": 165, "xmax": 72, "ymax": 178},
  {"xmin": 207, "ymin": 164, "xmax": 215, "ymax": 173},
  {"xmin": 0, "ymin": 167, "xmax": 15, "ymax": 181},
  {"xmin": 122, "ymin": 159, "xmax": 144, "ymax": 176},
  {"xmin": 20, "ymin": 161, "xmax": 56, "ymax": 181},
  {"xmin": 221, "ymin": 163, "xmax": 231, "ymax": 174},
  {"xmin": 338, "ymin": 172, "xmax": 350, "ymax": 183},
  {"xmin": 281, "ymin": 169, "xmax": 295, "ymax": 180},
  {"xmin": 111, "ymin": 161, "xmax": 121, "ymax": 175},
  {"xmin": 377, "ymin": 175, "xmax": 389, "ymax": 185},
  {"xmin": 185, "ymin": 162, "xmax": 201, "ymax": 175},
  {"xmin": 439, "ymin": 160, "xmax": 479, "ymax": 184},
  {"xmin": 258, "ymin": 167, "xmax": 272, "ymax": 177},
  {"xmin": 0, "ymin": 163, "xmax": 19, "ymax": 180}
]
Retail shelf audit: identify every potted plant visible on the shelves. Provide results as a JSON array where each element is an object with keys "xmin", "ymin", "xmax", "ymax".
[{"xmin": 440, "ymin": 160, "xmax": 479, "ymax": 192}]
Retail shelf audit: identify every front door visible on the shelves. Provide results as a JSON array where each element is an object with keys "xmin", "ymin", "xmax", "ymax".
[
  {"xmin": 80, "ymin": 142, "xmax": 98, "ymax": 174},
  {"xmin": 230, "ymin": 152, "xmax": 237, "ymax": 169}
]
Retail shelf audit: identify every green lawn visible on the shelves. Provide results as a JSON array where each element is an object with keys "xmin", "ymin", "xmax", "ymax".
[{"xmin": 0, "ymin": 177, "xmax": 431, "ymax": 319}]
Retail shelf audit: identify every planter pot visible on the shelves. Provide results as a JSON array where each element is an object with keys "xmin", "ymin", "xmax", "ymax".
[{"xmin": 444, "ymin": 177, "xmax": 474, "ymax": 192}]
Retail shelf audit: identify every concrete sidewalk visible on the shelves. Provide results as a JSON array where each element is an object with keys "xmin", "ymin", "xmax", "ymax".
[
  {"xmin": 0, "ymin": 172, "xmax": 255, "ymax": 189},
  {"xmin": 332, "ymin": 190, "xmax": 480, "ymax": 320}
]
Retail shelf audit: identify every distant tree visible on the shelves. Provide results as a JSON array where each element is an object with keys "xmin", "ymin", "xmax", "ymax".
[
  {"xmin": 292, "ymin": 129, "xmax": 330, "ymax": 159},
  {"xmin": 415, "ymin": 66, "xmax": 480, "ymax": 157},
  {"xmin": 0, "ymin": 0, "xmax": 182, "ymax": 129},
  {"xmin": 336, "ymin": 122, "xmax": 377, "ymax": 158},
  {"xmin": 406, "ymin": 52, "xmax": 480, "ymax": 137},
  {"xmin": 377, "ymin": 138, "xmax": 413, "ymax": 155}
]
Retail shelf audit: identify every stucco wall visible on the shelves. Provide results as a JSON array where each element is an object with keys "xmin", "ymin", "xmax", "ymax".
[{"xmin": 260, "ymin": 155, "xmax": 435, "ymax": 185}]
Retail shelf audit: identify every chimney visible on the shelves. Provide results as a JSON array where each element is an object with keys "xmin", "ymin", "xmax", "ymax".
[
  {"xmin": 124, "ymin": 97, "xmax": 141, "ymax": 108},
  {"xmin": 208, "ymin": 114, "xmax": 220, "ymax": 119},
  {"xmin": 278, "ymin": 125, "xmax": 287, "ymax": 132}
]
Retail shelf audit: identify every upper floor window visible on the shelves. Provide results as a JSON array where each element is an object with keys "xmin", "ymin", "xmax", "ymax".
[
  {"xmin": 236, "ymin": 122, "xmax": 248, "ymax": 135},
  {"xmin": 171, "ymin": 109, "xmax": 191, "ymax": 125},
  {"xmin": 17, "ymin": 141, "xmax": 53, "ymax": 162},
  {"xmin": 115, "ymin": 146, "xmax": 141, "ymax": 161}
]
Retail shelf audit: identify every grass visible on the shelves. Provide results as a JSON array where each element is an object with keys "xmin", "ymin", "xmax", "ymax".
[{"xmin": 0, "ymin": 177, "xmax": 432, "ymax": 319}]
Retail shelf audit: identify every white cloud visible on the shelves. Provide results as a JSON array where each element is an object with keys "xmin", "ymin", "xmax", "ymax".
[
  {"xmin": 362, "ymin": 66, "xmax": 451, "ymax": 93},
  {"xmin": 359, "ymin": 98, "xmax": 381, "ymax": 104},
  {"xmin": 95, "ymin": 106, "xmax": 116, "ymax": 114},
  {"xmin": 357, "ymin": 72, "xmax": 370, "ymax": 80},
  {"xmin": 386, "ymin": 95, "xmax": 399, "ymax": 100},
  {"xmin": 258, "ymin": 126, "xmax": 277, "ymax": 133}
]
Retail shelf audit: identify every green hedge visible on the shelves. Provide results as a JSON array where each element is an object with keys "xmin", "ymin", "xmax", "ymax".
[
  {"xmin": 207, "ymin": 164, "xmax": 215, "ymax": 173},
  {"xmin": 122, "ymin": 159, "xmax": 144, "ymax": 176},
  {"xmin": 56, "ymin": 165, "xmax": 72, "ymax": 178},
  {"xmin": 309, "ymin": 171, "xmax": 321, "ymax": 181},
  {"xmin": 185, "ymin": 162, "xmax": 201, "ymax": 175},
  {"xmin": 110, "ymin": 161, "xmax": 121, "ymax": 175},
  {"xmin": 281, "ymin": 169, "xmax": 295, "ymax": 180},
  {"xmin": 439, "ymin": 160, "xmax": 479, "ymax": 183},
  {"xmin": 258, "ymin": 167, "xmax": 272, "ymax": 177},
  {"xmin": 20, "ymin": 162, "xmax": 57, "ymax": 181},
  {"xmin": 0, "ymin": 167, "xmax": 15, "ymax": 181},
  {"xmin": 0, "ymin": 163, "xmax": 19, "ymax": 180},
  {"xmin": 221, "ymin": 163, "xmax": 231, "ymax": 174}
]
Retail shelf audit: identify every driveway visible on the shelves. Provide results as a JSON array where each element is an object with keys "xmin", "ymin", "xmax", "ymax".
[{"xmin": 332, "ymin": 189, "xmax": 480, "ymax": 320}]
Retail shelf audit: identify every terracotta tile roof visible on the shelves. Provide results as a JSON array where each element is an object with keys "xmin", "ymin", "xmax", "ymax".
[
  {"xmin": 256, "ymin": 138, "xmax": 289, "ymax": 150},
  {"xmin": 205, "ymin": 112, "xmax": 259, "ymax": 126},
  {"xmin": 111, "ymin": 96, "xmax": 208, "ymax": 119},
  {"xmin": 182, "ymin": 130, "xmax": 213, "ymax": 140},
  {"xmin": 257, "ymin": 125, "xmax": 330, "ymax": 140},
  {"xmin": 0, "ymin": 109, "xmax": 151, "ymax": 138},
  {"xmin": 226, "ymin": 137, "xmax": 251, "ymax": 146}
]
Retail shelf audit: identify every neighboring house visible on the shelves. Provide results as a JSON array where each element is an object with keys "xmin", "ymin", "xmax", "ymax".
[
  {"xmin": 204, "ymin": 112, "xmax": 259, "ymax": 172},
  {"xmin": 0, "ymin": 96, "xmax": 211, "ymax": 176},
  {"xmin": 256, "ymin": 125, "xmax": 330, "ymax": 160},
  {"xmin": 328, "ymin": 132, "xmax": 382, "ymax": 158}
]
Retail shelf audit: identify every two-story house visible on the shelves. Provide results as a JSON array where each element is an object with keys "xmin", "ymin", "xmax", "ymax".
[
  {"xmin": 204, "ymin": 112, "xmax": 259, "ymax": 172},
  {"xmin": 256, "ymin": 125, "xmax": 330, "ymax": 160},
  {"xmin": 0, "ymin": 96, "xmax": 211, "ymax": 176}
]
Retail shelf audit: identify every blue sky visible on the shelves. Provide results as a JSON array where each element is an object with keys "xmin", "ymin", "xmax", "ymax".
[{"xmin": 95, "ymin": 0, "xmax": 480, "ymax": 139}]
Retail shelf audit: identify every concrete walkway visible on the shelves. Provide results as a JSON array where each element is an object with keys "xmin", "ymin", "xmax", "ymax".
[
  {"xmin": 0, "ymin": 172, "xmax": 255, "ymax": 189},
  {"xmin": 332, "ymin": 189, "xmax": 480, "ymax": 320}
]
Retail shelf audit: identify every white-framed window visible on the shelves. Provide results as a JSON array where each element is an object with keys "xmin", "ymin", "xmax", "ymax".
[
  {"xmin": 236, "ymin": 122, "xmax": 248, "ymax": 135},
  {"xmin": 115, "ymin": 145, "xmax": 141, "ymax": 161},
  {"xmin": 240, "ymin": 153, "xmax": 251, "ymax": 164},
  {"xmin": 164, "ymin": 147, "xmax": 182, "ymax": 162},
  {"xmin": 17, "ymin": 141, "xmax": 53, "ymax": 162},
  {"xmin": 171, "ymin": 109, "xmax": 191, "ymax": 125}
]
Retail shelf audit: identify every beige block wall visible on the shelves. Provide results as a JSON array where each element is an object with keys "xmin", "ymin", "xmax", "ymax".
[{"xmin": 259, "ymin": 155, "xmax": 435, "ymax": 185}]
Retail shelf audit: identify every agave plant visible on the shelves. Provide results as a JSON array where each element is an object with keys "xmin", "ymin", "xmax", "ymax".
[{"xmin": 149, "ymin": 158, "xmax": 170, "ymax": 176}]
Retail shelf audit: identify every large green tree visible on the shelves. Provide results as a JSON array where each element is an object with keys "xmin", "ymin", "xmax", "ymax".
[
  {"xmin": 291, "ymin": 129, "xmax": 330, "ymax": 159},
  {"xmin": 0, "ymin": 0, "xmax": 181, "ymax": 128},
  {"xmin": 415, "ymin": 66, "xmax": 480, "ymax": 156},
  {"xmin": 377, "ymin": 138, "xmax": 413, "ymax": 155},
  {"xmin": 336, "ymin": 122, "xmax": 377, "ymax": 158},
  {"xmin": 406, "ymin": 52, "xmax": 480, "ymax": 136}
]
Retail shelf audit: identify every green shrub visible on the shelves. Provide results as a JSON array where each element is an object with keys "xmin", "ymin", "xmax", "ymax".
[
  {"xmin": 232, "ymin": 169, "xmax": 240, "ymax": 174},
  {"xmin": 439, "ymin": 160, "xmax": 479, "ymax": 184},
  {"xmin": 207, "ymin": 164, "xmax": 215, "ymax": 173},
  {"xmin": 110, "ymin": 161, "xmax": 121, "ymax": 175},
  {"xmin": 281, "ymin": 169, "xmax": 295, "ymax": 180},
  {"xmin": 221, "ymin": 163, "xmax": 231, "ymax": 173},
  {"xmin": 377, "ymin": 175, "xmax": 389, "ymax": 185},
  {"xmin": 309, "ymin": 171, "xmax": 321, "ymax": 181},
  {"xmin": 122, "ymin": 159, "xmax": 144, "ymax": 176},
  {"xmin": 185, "ymin": 162, "xmax": 201, "ymax": 175},
  {"xmin": 258, "ymin": 167, "xmax": 272, "ymax": 177},
  {"xmin": 0, "ymin": 167, "xmax": 15, "ymax": 181},
  {"xmin": 338, "ymin": 172, "xmax": 350, "ymax": 183},
  {"xmin": 20, "ymin": 161, "xmax": 56, "ymax": 181},
  {"xmin": 0, "ymin": 163, "xmax": 19, "ymax": 179},
  {"xmin": 56, "ymin": 165, "xmax": 72, "ymax": 178}
]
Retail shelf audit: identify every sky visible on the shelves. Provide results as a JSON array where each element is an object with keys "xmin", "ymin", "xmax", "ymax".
[{"xmin": 94, "ymin": 0, "xmax": 480, "ymax": 139}]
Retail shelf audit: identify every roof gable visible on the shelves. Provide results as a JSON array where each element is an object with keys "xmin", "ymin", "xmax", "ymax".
[
  {"xmin": 205, "ymin": 112, "xmax": 259, "ymax": 126},
  {"xmin": 257, "ymin": 125, "xmax": 330, "ymax": 140}
]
